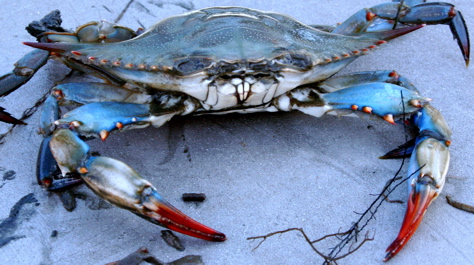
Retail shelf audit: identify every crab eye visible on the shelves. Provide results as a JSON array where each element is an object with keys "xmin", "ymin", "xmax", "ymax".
[
  {"xmin": 273, "ymin": 53, "xmax": 312, "ymax": 70},
  {"xmin": 175, "ymin": 57, "xmax": 213, "ymax": 75}
]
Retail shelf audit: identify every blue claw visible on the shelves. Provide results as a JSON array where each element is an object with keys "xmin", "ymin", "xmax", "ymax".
[
  {"xmin": 385, "ymin": 105, "xmax": 451, "ymax": 261},
  {"xmin": 36, "ymin": 135, "xmax": 82, "ymax": 190}
]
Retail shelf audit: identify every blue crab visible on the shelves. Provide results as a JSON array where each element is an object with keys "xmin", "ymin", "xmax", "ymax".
[{"xmin": 0, "ymin": 0, "xmax": 469, "ymax": 261}]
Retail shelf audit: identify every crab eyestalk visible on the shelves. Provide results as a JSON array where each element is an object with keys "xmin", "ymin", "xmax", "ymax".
[
  {"xmin": 49, "ymin": 129, "xmax": 226, "ymax": 242},
  {"xmin": 384, "ymin": 105, "xmax": 451, "ymax": 261}
]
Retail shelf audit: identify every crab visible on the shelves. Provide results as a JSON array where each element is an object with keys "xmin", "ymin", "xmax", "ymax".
[{"xmin": 0, "ymin": 0, "xmax": 470, "ymax": 262}]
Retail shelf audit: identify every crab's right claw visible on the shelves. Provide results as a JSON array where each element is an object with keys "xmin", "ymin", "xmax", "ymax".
[
  {"xmin": 49, "ymin": 129, "xmax": 226, "ymax": 242},
  {"xmin": 81, "ymin": 156, "xmax": 226, "ymax": 242}
]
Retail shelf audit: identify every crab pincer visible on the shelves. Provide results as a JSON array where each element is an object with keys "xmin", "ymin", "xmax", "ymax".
[
  {"xmin": 50, "ymin": 129, "xmax": 226, "ymax": 241},
  {"xmin": 384, "ymin": 105, "xmax": 451, "ymax": 261}
]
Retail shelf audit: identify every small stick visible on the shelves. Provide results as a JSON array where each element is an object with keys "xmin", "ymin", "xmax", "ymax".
[{"xmin": 446, "ymin": 195, "xmax": 474, "ymax": 214}]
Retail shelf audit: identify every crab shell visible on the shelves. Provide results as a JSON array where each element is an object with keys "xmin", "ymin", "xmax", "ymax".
[{"xmin": 30, "ymin": 7, "xmax": 388, "ymax": 112}]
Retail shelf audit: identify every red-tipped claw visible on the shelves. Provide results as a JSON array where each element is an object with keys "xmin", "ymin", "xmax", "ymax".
[
  {"xmin": 138, "ymin": 186, "xmax": 226, "ymax": 241},
  {"xmin": 81, "ymin": 156, "xmax": 226, "ymax": 242},
  {"xmin": 384, "ymin": 138, "xmax": 449, "ymax": 261}
]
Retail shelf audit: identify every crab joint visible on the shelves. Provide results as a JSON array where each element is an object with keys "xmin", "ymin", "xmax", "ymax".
[
  {"xmin": 383, "ymin": 114, "xmax": 396, "ymax": 125},
  {"xmin": 409, "ymin": 99, "xmax": 422, "ymax": 108},
  {"xmin": 67, "ymin": 121, "xmax": 81, "ymax": 129},
  {"xmin": 366, "ymin": 11, "xmax": 377, "ymax": 21},
  {"xmin": 100, "ymin": 130, "xmax": 109, "ymax": 141},
  {"xmin": 79, "ymin": 167, "xmax": 89, "ymax": 174},
  {"xmin": 389, "ymin": 71, "xmax": 399, "ymax": 79},
  {"xmin": 362, "ymin": 106, "xmax": 373, "ymax": 114},
  {"xmin": 52, "ymin": 89, "xmax": 64, "ymax": 100}
]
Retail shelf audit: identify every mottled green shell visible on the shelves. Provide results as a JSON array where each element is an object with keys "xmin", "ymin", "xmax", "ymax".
[{"xmin": 72, "ymin": 7, "xmax": 381, "ymax": 76}]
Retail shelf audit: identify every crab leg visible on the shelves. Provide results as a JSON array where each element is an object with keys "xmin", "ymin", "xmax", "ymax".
[
  {"xmin": 273, "ymin": 71, "xmax": 452, "ymax": 260},
  {"xmin": 333, "ymin": 1, "xmax": 469, "ymax": 65},
  {"xmin": 0, "ymin": 49, "xmax": 50, "ymax": 124},
  {"xmin": 273, "ymin": 70, "xmax": 431, "ymax": 124},
  {"xmin": 384, "ymin": 104, "xmax": 451, "ymax": 261},
  {"xmin": 49, "ymin": 129, "xmax": 225, "ymax": 241},
  {"xmin": 54, "ymin": 101, "xmax": 177, "ymax": 139},
  {"xmin": 39, "ymin": 82, "xmax": 152, "ymax": 135},
  {"xmin": 38, "ymin": 82, "xmax": 149, "ymax": 188},
  {"xmin": 38, "ymin": 89, "xmax": 220, "ymax": 240},
  {"xmin": 0, "ymin": 10, "xmax": 143, "ymax": 125}
]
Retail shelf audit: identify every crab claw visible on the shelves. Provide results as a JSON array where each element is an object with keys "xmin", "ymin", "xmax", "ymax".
[
  {"xmin": 384, "ymin": 105, "xmax": 450, "ymax": 261},
  {"xmin": 81, "ymin": 156, "xmax": 226, "ymax": 242},
  {"xmin": 49, "ymin": 129, "xmax": 226, "ymax": 242}
]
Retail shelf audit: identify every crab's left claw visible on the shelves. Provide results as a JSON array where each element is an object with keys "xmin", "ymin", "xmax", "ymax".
[{"xmin": 384, "ymin": 105, "xmax": 451, "ymax": 261}]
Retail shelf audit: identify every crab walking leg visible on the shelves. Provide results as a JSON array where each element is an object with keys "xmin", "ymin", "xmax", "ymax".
[
  {"xmin": 333, "ymin": 1, "xmax": 470, "ymax": 65},
  {"xmin": 52, "ymin": 90, "xmax": 197, "ymax": 140},
  {"xmin": 50, "ymin": 129, "xmax": 226, "ymax": 241},
  {"xmin": 0, "ymin": 49, "xmax": 50, "ymax": 124},
  {"xmin": 40, "ymin": 82, "xmax": 152, "ymax": 135},
  {"xmin": 273, "ymin": 72, "xmax": 431, "ymax": 124},
  {"xmin": 384, "ymin": 105, "xmax": 451, "ymax": 261}
]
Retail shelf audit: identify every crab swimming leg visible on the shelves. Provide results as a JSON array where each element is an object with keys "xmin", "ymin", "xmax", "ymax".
[
  {"xmin": 333, "ymin": 0, "xmax": 469, "ymax": 65},
  {"xmin": 272, "ymin": 70, "xmax": 450, "ymax": 259}
]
